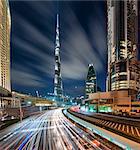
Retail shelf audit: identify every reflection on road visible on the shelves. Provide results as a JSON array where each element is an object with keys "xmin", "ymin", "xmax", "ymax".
[{"xmin": 0, "ymin": 109, "xmax": 120, "ymax": 150}]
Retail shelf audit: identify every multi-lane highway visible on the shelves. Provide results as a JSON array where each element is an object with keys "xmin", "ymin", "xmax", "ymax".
[{"xmin": 0, "ymin": 108, "xmax": 121, "ymax": 150}]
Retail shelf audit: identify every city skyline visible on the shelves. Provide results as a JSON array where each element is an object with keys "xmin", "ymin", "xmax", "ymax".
[
  {"xmin": 1, "ymin": 1, "xmax": 140, "ymax": 149},
  {"xmin": 10, "ymin": 1, "xmax": 107, "ymax": 97}
]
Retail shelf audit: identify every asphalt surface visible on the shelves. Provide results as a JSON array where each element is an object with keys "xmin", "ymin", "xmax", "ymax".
[
  {"xmin": 0, "ymin": 108, "xmax": 119, "ymax": 150},
  {"xmin": 69, "ymin": 109, "xmax": 140, "ymax": 144}
]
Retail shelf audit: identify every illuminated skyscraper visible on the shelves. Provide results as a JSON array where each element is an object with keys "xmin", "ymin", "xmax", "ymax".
[
  {"xmin": 0, "ymin": 0, "xmax": 11, "ymax": 92},
  {"xmin": 85, "ymin": 64, "xmax": 97, "ymax": 98},
  {"xmin": 54, "ymin": 14, "xmax": 63, "ymax": 101},
  {"xmin": 106, "ymin": 0, "xmax": 140, "ymax": 94}
]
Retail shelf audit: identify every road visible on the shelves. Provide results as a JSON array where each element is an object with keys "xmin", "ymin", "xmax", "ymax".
[
  {"xmin": 65, "ymin": 109, "xmax": 140, "ymax": 150},
  {"xmin": 69, "ymin": 109, "xmax": 140, "ymax": 142},
  {"xmin": 0, "ymin": 108, "xmax": 120, "ymax": 150}
]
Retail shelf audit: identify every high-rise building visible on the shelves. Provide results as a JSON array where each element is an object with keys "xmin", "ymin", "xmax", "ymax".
[
  {"xmin": 54, "ymin": 14, "xmax": 63, "ymax": 101},
  {"xmin": 106, "ymin": 0, "xmax": 140, "ymax": 95},
  {"xmin": 85, "ymin": 64, "xmax": 97, "ymax": 98},
  {"xmin": 0, "ymin": 0, "xmax": 11, "ymax": 92}
]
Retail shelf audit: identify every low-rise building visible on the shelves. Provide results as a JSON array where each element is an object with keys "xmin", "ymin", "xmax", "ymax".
[{"xmin": 83, "ymin": 90, "xmax": 140, "ymax": 115}]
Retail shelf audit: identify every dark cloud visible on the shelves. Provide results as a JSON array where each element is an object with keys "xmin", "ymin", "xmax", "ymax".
[{"xmin": 10, "ymin": 1, "xmax": 107, "ymax": 97}]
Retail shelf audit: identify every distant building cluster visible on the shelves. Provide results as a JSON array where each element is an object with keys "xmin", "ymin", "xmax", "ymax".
[{"xmin": 83, "ymin": 0, "xmax": 140, "ymax": 115}]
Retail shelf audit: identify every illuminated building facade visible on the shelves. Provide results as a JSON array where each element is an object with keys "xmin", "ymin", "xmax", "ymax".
[
  {"xmin": 54, "ymin": 14, "xmax": 63, "ymax": 101},
  {"xmin": 106, "ymin": 0, "xmax": 140, "ymax": 95},
  {"xmin": 83, "ymin": 0, "xmax": 140, "ymax": 115},
  {"xmin": 0, "ymin": 0, "xmax": 11, "ymax": 92},
  {"xmin": 86, "ymin": 90, "xmax": 140, "ymax": 114},
  {"xmin": 85, "ymin": 64, "xmax": 97, "ymax": 98}
]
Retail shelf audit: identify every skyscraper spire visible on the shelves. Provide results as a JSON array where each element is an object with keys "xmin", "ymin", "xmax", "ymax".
[
  {"xmin": 54, "ymin": 14, "xmax": 63, "ymax": 101},
  {"xmin": 57, "ymin": 14, "xmax": 59, "ymax": 28}
]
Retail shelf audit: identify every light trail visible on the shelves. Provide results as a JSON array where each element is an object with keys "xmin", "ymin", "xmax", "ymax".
[
  {"xmin": 64, "ymin": 109, "xmax": 140, "ymax": 150},
  {"xmin": 0, "ymin": 108, "xmax": 121, "ymax": 150}
]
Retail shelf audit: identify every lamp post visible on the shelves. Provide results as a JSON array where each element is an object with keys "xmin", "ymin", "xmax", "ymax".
[{"xmin": 19, "ymin": 98, "xmax": 23, "ymax": 122}]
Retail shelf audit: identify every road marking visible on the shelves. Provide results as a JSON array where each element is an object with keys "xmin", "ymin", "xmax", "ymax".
[
  {"xmin": 95, "ymin": 119, "xmax": 100, "ymax": 123},
  {"xmin": 104, "ymin": 121, "xmax": 110, "ymax": 126},
  {"xmin": 122, "ymin": 125, "xmax": 125, "ymax": 132},
  {"xmin": 100, "ymin": 120, "xmax": 106, "ymax": 124},
  {"xmin": 114, "ymin": 123, "xmax": 118, "ymax": 129},
  {"xmin": 126, "ymin": 125, "xmax": 129, "ymax": 133},
  {"xmin": 131, "ymin": 126, "xmax": 134, "ymax": 135},
  {"xmin": 97, "ymin": 120, "xmax": 102, "ymax": 123},
  {"xmin": 110, "ymin": 123, "xmax": 115, "ymax": 128},
  {"xmin": 135, "ymin": 127, "xmax": 140, "ymax": 137},
  {"xmin": 43, "ymin": 124, "xmax": 46, "ymax": 150},
  {"xmin": 118, "ymin": 124, "xmax": 121, "ymax": 130},
  {"xmin": 107, "ymin": 122, "xmax": 112, "ymax": 127}
]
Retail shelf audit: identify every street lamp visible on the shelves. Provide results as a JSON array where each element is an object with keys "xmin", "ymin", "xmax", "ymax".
[{"xmin": 19, "ymin": 98, "xmax": 23, "ymax": 122}]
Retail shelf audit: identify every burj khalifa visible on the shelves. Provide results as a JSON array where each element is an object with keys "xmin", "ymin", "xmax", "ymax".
[{"xmin": 54, "ymin": 14, "xmax": 63, "ymax": 102}]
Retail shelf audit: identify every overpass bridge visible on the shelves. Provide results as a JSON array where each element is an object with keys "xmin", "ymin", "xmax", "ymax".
[
  {"xmin": 12, "ymin": 91, "xmax": 56, "ymax": 107},
  {"xmin": 0, "ymin": 92, "xmax": 56, "ymax": 119}
]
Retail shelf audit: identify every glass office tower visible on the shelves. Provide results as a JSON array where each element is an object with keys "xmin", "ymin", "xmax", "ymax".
[{"xmin": 85, "ymin": 64, "xmax": 97, "ymax": 98}]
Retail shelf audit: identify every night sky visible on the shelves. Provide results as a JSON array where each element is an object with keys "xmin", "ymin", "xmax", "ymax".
[{"xmin": 9, "ymin": 1, "xmax": 107, "ymax": 97}]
